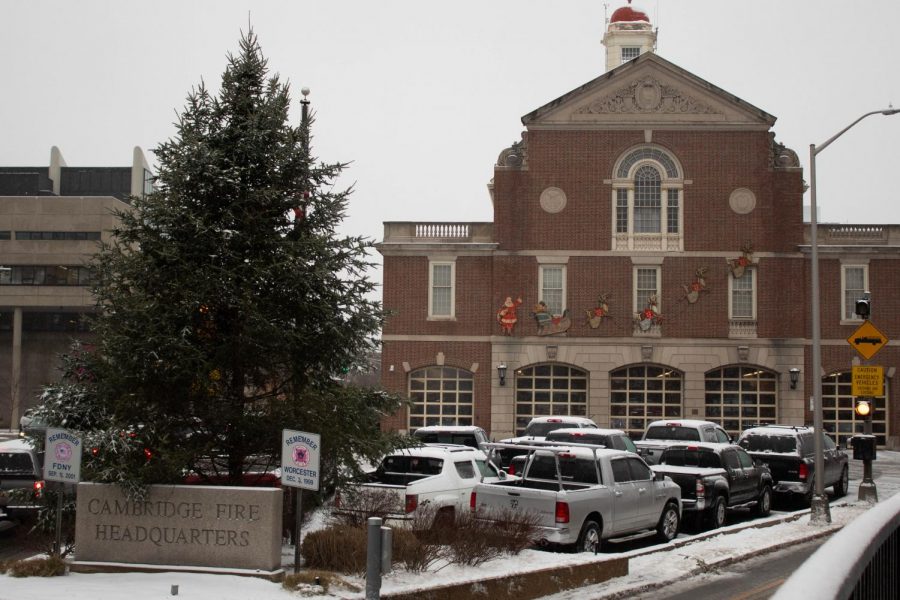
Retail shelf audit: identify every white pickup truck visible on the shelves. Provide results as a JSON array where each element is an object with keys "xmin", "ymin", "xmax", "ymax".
[
  {"xmin": 335, "ymin": 444, "xmax": 506, "ymax": 526},
  {"xmin": 472, "ymin": 442, "xmax": 681, "ymax": 552},
  {"xmin": 634, "ymin": 419, "xmax": 732, "ymax": 465}
]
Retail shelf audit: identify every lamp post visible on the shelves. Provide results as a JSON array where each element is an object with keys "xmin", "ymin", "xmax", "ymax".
[{"xmin": 807, "ymin": 107, "xmax": 899, "ymax": 524}]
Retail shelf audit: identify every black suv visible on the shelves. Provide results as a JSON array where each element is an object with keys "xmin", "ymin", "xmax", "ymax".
[
  {"xmin": 737, "ymin": 425, "xmax": 849, "ymax": 504},
  {"xmin": 544, "ymin": 428, "xmax": 638, "ymax": 453},
  {"xmin": 0, "ymin": 439, "xmax": 43, "ymax": 521}
]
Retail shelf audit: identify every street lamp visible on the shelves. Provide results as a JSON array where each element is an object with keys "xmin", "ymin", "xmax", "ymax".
[{"xmin": 807, "ymin": 107, "xmax": 899, "ymax": 524}]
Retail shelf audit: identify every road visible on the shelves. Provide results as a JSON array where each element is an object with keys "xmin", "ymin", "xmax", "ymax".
[{"xmin": 631, "ymin": 538, "xmax": 823, "ymax": 600}]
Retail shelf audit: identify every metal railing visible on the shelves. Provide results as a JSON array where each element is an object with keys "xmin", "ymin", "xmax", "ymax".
[{"xmin": 773, "ymin": 492, "xmax": 900, "ymax": 600}]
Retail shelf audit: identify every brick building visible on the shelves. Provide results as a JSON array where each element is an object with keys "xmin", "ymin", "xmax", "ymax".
[
  {"xmin": 378, "ymin": 7, "xmax": 898, "ymax": 448},
  {"xmin": 0, "ymin": 146, "xmax": 151, "ymax": 429}
]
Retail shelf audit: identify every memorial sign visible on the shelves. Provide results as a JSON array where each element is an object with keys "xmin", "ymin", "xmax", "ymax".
[
  {"xmin": 43, "ymin": 428, "xmax": 82, "ymax": 484},
  {"xmin": 281, "ymin": 429, "xmax": 321, "ymax": 490}
]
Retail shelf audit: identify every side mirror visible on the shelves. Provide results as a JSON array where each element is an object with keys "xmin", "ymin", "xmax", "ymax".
[{"xmin": 654, "ymin": 471, "xmax": 665, "ymax": 482}]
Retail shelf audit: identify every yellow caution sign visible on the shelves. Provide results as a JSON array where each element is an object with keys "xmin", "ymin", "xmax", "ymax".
[
  {"xmin": 847, "ymin": 321, "xmax": 889, "ymax": 360},
  {"xmin": 852, "ymin": 365, "xmax": 884, "ymax": 397}
]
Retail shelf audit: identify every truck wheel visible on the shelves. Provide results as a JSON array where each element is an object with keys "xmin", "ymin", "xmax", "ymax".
[
  {"xmin": 575, "ymin": 520, "xmax": 601, "ymax": 553},
  {"xmin": 655, "ymin": 502, "xmax": 680, "ymax": 542},
  {"xmin": 706, "ymin": 496, "xmax": 726, "ymax": 529},
  {"xmin": 833, "ymin": 466, "xmax": 849, "ymax": 498},
  {"xmin": 754, "ymin": 486, "xmax": 772, "ymax": 518}
]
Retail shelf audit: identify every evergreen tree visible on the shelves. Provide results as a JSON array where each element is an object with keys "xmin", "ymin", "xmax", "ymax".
[{"xmin": 43, "ymin": 31, "xmax": 403, "ymax": 488}]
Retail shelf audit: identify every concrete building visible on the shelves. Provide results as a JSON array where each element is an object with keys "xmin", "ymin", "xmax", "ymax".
[
  {"xmin": 0, "ymin": 146, "xmax": 151, "ymax": 429},
  {"xmin": 377, "ymin": 6, "xmax": 898, "ymax": 448}
]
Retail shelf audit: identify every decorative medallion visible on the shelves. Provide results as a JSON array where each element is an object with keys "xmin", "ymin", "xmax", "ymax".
[
  {"xmin": 727, "ymin": 242, "xmax": 754, "ymax": 278},
  {"xmin": 586, "ymin": 293, "xmax": 612, "ymax": 329},
  {"xmin": 682, "ymin": 267, "xmax": 709, "ymax": 304},
  {"xmin": 540, "ymin": 187, "xmax": 567, "ymax": 214},
  {"xmin": 497, "ymin": 296, "xmax": 523, "ymax": 336},
  {"xmin": 729, "ymin": 188, "xmax": 756, "ymax": 215},
  {"xmin": 634, "ymin": 294, "xmax": 662, "ymax": 331},
  {"xmin": 576, "ymin": 76, "xmax": 721, "ymax": 115},
  {"xmin": 533, "ymin": 302, "xmax": 571, "ymax": 336}
]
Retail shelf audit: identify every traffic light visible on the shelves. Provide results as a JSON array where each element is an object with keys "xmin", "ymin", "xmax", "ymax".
[
  {"xmin": 855, "ymin": 398, "xmax": 872, "ymax": 418},
  {"xmin": 855, "ymin": 295, "xmax": 871, "ymax": 319}
]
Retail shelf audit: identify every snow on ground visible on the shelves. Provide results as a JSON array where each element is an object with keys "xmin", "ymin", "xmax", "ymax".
[{"xmin": 2, "ymin": 451, "xmax": 898, "ymax": 600}]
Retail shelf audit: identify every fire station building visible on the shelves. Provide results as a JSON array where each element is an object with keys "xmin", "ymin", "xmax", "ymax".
[{"xmin": 377, "ymin": 6, "xmax": 898, "ymax": 448}]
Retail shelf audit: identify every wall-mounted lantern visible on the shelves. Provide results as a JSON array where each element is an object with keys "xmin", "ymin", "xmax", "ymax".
[
  {"xmin": 497, "ymin": 363, "xmax": 508, "ymax": 386},
  {"xmin": 789, "ymin": 368, "xmax": 800, "ymax": 390}
]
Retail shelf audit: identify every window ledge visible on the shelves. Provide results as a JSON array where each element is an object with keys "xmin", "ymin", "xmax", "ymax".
[
  {"xmin": 426, "ymin": 316, "xmax": 457, "ymax": 322},
  {"xmin": 728, "ymin": 319, "xmax": 758, "ymax": 339}
]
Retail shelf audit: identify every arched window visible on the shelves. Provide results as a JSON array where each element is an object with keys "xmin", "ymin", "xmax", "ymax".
[
  {"xmin": 704, "ymin": 366, "xmax": 777, "ymax": 437},
  {"xmin": 822, "ymin": 371, "xmax": 889, "ymax": 447},
  {"xmin": 610, "ymin": 364, "xmax": 683, "ymax": 439},
  {"xmin": 514, "ymin": 364, "xmax": 588, "ymax": 435},
  {"xmin": 408, "ymin": 366, "xmax": 474, "ymax": 429},
  {"xmin": 612, "ymin": 146, "xmax": 683, "ymax": 251}
]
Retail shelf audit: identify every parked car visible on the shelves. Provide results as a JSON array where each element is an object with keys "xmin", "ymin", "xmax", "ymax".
[
  {"xmin": 0, "ymin": 439, "xmax": 44, "ymax": 521},
  {"xmin": 18, "ymin": 408, "xmax": 48, "ymax": 439},
  {"xmin": 651, "ymin": 442, "xmax": 773, "ymax": 530},
  {"xmin": 412, "ymin": 425, "xmax": 490, "ymax": 451},
  {"xmin": 496, "ymin": 416, "xmax": 599, "ymax": 467},
  {"xmin": 334, "ymin": 444, "xmax": 506, "ymax": 526},
  {"xmin": 634, "ymin": 419, "xmax": 732, "ymax": 465},
  {"xmin": 737, "ymin": 425, "xmax": 849, "ymax": 504},
  {"xmin": 473, "ymin": 442, "xmax": 681, "ymax": 552},
  {"xmin": 544, "ymin": 428, "xmax": 638, "ymax": 453}
]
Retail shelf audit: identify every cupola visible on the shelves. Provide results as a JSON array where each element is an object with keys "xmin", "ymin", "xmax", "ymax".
[{"xmin": 602, "ymin": 1, "xmax": 657, "ymax": 72}]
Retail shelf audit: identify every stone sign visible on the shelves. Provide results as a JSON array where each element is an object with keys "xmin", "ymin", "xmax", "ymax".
[{"xmin": 74, "ymin": 483, "xmax": 283, "ymax": 572}]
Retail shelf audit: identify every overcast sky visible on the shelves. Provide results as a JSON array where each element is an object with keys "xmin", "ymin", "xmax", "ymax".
[{"xmin": 2, "ymin": 1, "xmax": 899, "ymax": 255}]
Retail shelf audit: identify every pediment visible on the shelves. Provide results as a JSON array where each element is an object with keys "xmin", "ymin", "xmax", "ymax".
[{"xmin": 523, "ymin": 53, "xmax": 775, "ymax": 130}]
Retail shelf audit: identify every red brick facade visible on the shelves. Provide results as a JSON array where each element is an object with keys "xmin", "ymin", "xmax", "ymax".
[{"xmin": 378, "ymin": 52, "xmax": 899, "ymax": 449}]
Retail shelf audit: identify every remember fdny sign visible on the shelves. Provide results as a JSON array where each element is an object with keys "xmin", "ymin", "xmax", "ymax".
[
  {"xmin": 280, "ymin": 430, "xmax": 321, "ymax": 491},
  {"xmin": 43, "ymin": 428, "xmax": 83, "ymax": 484}
]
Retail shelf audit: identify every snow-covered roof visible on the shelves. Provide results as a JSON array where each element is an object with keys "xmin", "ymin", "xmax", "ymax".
[
  {"xmin": 0, "ymin": 438, "xmax": 36, "ymax": 451},
  {"xmin": 546, "ymin": 427, "xmax": 626, "ymax": 436},
  {"xmin": 388, "ymin": 445, "xmax": 486, "ymax": 460},
  {"xmin": 663, "ymin": 442, "xmax": 734, "ymax": 451},
  {"xmin": 528, "ymin": 416, "xmax": 597, "ymax": 425},
  {"xmin": 740, "ymin": 425, "xmax": 812, "ymax": 437},
  {"xmin": 646, "ymin": 419, "xmax": 720, "ymax": 429},
  {"xmin": 413, "ymin": 426, "xmax": 484, "ymax": 434}
]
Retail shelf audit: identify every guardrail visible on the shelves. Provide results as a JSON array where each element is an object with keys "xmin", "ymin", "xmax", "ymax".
[{"xmin": 773, "ymin": 492, "xmax": 900, "ymax": 599}]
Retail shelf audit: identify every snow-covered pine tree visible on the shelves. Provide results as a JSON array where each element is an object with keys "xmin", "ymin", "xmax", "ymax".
[{"xmin": 73, "ymin": 31, "xmax": 403, "ymax": 487}]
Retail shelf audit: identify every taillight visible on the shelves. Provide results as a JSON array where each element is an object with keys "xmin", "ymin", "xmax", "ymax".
[
  {"xmin": 405, "ymin": 494, "xmax": 418, "ymax": 513},
  {"xmin": 507, "ymin": 463, "xmax": 516, "ymax": 476},
  {"xmin": 799, "ymin": 463, "xmax": 809, "ymax": 481},
  {"xmin": 33, "ymin": 480, "xmax": 45, "ymax": 498},
  {"xmin": 470, "ymin": 491, "xmax": 476, "ymax": 512},
  {"xmin": 555, "ymin": 501, "xmax": 570, "ymax": 524},
  {"xmin": 695, "ymin": 477, "xmax": 705, "ymax": 498}
]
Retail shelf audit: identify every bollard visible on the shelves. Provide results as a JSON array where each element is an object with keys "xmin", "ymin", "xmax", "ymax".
[
  {"xmin": 380, "ymin": 526, "xmax": 392, "ymax": 574},
  {"xmin": 365, "ymin": 517, "xmax": 383, "ymax": 600},
  {"xmin": 170, "ymin": 584, "xmax": 179, "ymax": 596}
]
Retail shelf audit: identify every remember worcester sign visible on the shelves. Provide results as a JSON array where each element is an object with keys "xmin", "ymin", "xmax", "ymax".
[{"xmin": 74, "ymin": 483, "xmax": 283, "ymax": 572}]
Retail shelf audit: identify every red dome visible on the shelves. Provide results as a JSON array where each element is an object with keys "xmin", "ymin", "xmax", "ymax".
[{"xmin": 610, "ymin": 6, "xmax": 649, "ymax": 23}]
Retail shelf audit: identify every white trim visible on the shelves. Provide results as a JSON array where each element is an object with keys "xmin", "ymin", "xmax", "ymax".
[
  {"xmin": 428, "ymin": 260, "xmax": 456, "ymax": 319},
  {"xmin": 728, "ymin": 268, "xmax": 757, "ymax": 320},
  {"xmin": 633, "ymin": 266, "xmax": 661, "ymax": 313},
  {"xmin": 536, "ymin": 255, "xmax": 571, "ymax": 264},
  {"xmin": 840, "ymin": 263, "xmax": 869, "ymax": 322},
  {"xmin": 539, "ymin": 264, "xmax": 567, "ymax": 317}
]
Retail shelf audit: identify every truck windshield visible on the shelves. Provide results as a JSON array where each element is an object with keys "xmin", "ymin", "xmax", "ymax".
[
  {"xmin": 739, "ymin": 435, "xmax": 797, "ymax": 454},
  {"xmin": 0, "ymin": 451, "xmax": 35, "ymax": 476},
  {"xmin": 380, "ymin": 456, "xmax": 444, "ymax": 476},
  {"xmin": 645, "ymin": 426, "xmax": 701, "ymax": 441},
  {"xmin": 660, "ymin": 449, "xmax": 721, "ymax": 468},
  {"xmin": 524, "ymin": 422, "xmax": 569, "ymax": 437},
  {"xmin": 528, "ymin": 455, "xmax": 599, "ymax": 484}
]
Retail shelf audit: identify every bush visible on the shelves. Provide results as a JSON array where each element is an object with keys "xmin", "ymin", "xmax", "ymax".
[
  {"xmin": 330, "ymin": 487, "xmax": 401, "ymax": 528},
  {"xmin": 3, "ymin": 555, "xmax": 66, "ymax": 577},
  {"xmin": 306, "ymin": 503, "xmax": 542, "ymax": 573}
]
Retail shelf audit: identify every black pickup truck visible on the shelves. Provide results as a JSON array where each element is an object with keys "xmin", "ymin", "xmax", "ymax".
[
  {"xmin": 650, "ymin": 442, "xmax": 773, "ymax": 530},
  {"xmin": 737, "ymin": 425, "xmax": 849, "ymax": 505}
]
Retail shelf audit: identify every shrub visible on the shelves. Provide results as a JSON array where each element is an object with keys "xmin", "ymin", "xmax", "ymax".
[
  {"xmin": 300, "ymin": 525, "xmax": 368, "ymax": 574},
  {"xmin": 4, "ymin": 555, "xmax": 66, "ymax": 577},
  {"xmin": 331, "ymin": 487, "xmax": 400, "ymax": 528}
]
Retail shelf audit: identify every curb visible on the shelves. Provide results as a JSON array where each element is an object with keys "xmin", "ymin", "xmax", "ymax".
[{"xmin": 593, "ymin": 506, "xmax": 848, "ymax": 600}]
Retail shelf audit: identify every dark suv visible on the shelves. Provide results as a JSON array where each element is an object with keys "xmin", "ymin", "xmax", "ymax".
[
  {"xmin": 544, "ymin": 428, "xmax": 638, "ymax": 453},
  {"xmin": 0, "ymin": 439, "xmax": 44, "ymax": 521},
  {"xmin": 737, "ymin": 425, "xmax": 848, "ymax": 504}
]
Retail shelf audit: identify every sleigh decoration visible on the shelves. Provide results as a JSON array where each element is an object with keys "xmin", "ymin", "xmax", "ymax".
[
  {"xmin": 727, "ymin": 243, "xmax": 754, "ymax": 279},
  {"xmin": 633, "ymin": 294, "xmax": 663, "ymax": 332},
  {"xmin": 586, "ymin": 293, "xmax": 612, "ymax": 328},
  {"xmin": 682, "ymin": 267, "xmax": 709, "ymax": 304},
  {"xmin": 533, "ymin": 301, "xmax": 571, "ymax": 336}
]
